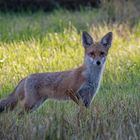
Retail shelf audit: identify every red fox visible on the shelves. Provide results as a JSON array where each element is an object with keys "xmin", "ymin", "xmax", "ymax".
[{"xmin": 0, "ymin": 31, "xmax": 112, "ymax": 113}]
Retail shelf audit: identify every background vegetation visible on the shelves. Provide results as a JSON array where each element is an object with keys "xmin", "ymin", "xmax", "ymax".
[
  {"xmin": 0, "ymin": 1, "xmax": 140, "ymax": 140},
  {"xmin": 0, "ymin": 0, "xmax": 100, "ymax": 11}
]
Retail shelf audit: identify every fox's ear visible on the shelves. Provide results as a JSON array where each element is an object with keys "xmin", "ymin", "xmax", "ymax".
[
  {"xmin": 100, "ymin": 32, "xmax": 113, "ymax": 49},
  {"xmin": 82, "ymin": 31, "xmax": 93, "ymax": 48}
]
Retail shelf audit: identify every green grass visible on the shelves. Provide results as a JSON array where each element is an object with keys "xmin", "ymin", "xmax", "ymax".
[{"xmin": 0, "ymin": 8, "xmax": 140, "ymax": 140}]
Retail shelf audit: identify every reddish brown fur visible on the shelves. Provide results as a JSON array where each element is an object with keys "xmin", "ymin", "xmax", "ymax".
[
  {"xmin": 85, "ymin": 42, "xmax": 109, "ymax": 59},
  {"xmin": 14, "ymin": 65, "xmax": 86, "ymax": 111}
]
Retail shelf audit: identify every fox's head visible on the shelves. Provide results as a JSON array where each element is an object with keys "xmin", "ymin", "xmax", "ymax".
[{"xmin": 82, "ymin": 31, "xmax": 113, "ymax": 67}]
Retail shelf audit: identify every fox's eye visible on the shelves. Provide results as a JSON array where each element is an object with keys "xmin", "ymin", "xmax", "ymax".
[
  {"xmin": 89, "ymin": 52, "xmax": 94, "ymax": 56},
  {"xmin": 100, "ymin": 52, "xmax": 105, "ymax": 56}
]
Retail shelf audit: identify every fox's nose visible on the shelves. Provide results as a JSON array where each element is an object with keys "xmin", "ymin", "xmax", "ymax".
[{"xmin": 96, "ymin": 61, "xmax": 101, "ymax": 65}]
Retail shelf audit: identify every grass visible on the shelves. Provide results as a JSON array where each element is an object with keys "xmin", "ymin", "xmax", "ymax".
[{"xmin": 0, "ymin": 7, "xmax": 140, "ymax": 140}]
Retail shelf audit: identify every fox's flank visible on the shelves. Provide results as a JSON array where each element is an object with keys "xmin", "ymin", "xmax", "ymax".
[{"xmin": 0, "ymin": 31, "xmax": 113, "ymax": 113}]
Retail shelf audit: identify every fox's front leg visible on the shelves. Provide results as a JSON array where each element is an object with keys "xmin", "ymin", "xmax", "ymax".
[
  {"xmin": 66, "ymin": 89, "xmax": 87, "ymax": 127},
  {"xmin": 77, "ymin": 84, "xmax": 94, "ymax": 108},
  {"xmin": 66, "ymin": 89, "xmax": 81, "ymax": 105}
]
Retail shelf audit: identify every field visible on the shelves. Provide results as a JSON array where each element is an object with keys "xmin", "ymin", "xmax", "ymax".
[{"xmin": 0, "ymin": 7, "xmax": 140, "ymax": 140}]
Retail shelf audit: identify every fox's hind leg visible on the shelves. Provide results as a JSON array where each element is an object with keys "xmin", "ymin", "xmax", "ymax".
[
  {"xmin": 30, "ymin": 97, "xmax": 48, "ymax": 113},
  {"xmin": 19, "ymin": 96, "xmax": 47, "ymax": 116},
  {"xmin": 22, "ymin": 92, "xmax": 48, "ymax": 112},
  {"xmin": 19, "ymin": 78, "xmax": 45, "ymax": 113},
  {"xmin": 19, "ymin": 86, "xmax": 47, "ymax": 114}
]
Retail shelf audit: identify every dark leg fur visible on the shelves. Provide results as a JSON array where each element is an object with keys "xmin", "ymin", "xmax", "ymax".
[{"xmin": 0, "ymin": 106, "xmax": 4, "ymax": 113}]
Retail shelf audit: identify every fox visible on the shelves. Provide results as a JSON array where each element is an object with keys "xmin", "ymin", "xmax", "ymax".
[{"xmin": 0, "ymin": 31, "xmax": 113, "ymax": 113}]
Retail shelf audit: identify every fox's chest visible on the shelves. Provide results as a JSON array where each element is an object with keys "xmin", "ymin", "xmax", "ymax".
[
  {"xmin": 84, "ymin": 66, "xmax": 103, "ymax": 87},
  {"xmin": 76, "ymin": 66, "xmax": 104, "ymax": 107}
]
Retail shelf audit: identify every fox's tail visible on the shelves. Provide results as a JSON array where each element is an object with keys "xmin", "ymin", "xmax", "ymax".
[
  {"xmin": 0, "ymin": 90, "xmax": 18, "ymax": 113},
  {"xmin": 0, "ymin": 79, "xmax": 25, "ymax": 113}
]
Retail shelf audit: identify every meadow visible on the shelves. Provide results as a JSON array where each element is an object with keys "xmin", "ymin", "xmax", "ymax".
[{"xmin": 0, "ymin": 6, "xmax": 140, "ymax": 140}]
